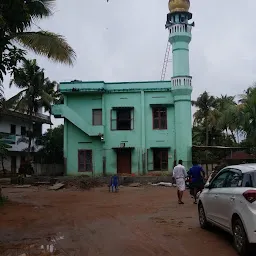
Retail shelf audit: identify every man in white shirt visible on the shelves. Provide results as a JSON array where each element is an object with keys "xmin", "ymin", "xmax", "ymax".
[{"xmin": 173, "ymin": 159, "xmax": 187, "ymax": 204}]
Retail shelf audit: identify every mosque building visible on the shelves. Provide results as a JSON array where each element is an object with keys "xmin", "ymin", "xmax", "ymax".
[{"xmin": 52, "ymin": 0, "xmax": 194, "ymax": 175}]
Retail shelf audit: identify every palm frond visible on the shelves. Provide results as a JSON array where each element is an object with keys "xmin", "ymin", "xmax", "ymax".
[
  {"xmin": 26, "ymin": 0, "xmax": 55, "ymax": 20},
  {"xmin": 13, "ymin": 31, "xmax": 76, "ymax": 65}
]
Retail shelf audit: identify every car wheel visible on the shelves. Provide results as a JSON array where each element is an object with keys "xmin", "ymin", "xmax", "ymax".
[
  {"xmin": 232, "ymin": 218, "xmax": 250, "ymax": 256},
  {"xmin": 198, "ymin": 203, "xmax": 209, "ymax": 229}
]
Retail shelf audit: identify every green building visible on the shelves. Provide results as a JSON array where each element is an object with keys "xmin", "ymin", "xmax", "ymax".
[{"xmin": 52, "ymin": 0, "xmax": 194, "ymax": 176}]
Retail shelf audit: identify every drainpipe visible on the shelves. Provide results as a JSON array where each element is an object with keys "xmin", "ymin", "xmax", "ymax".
[
  {"xmin": 64, "ymin": 95, "xmax": 68, "ymax": 175},
  {"xmin": 102, "ymin": 93, "xmax": 106, "ymax": 176},
  {"xmin": 141, "ymin": 91, "xmax": 146, "ymax": 174}
]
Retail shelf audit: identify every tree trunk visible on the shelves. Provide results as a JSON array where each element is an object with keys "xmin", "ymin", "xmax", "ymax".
[
  {"xmin": 1, "ymin": 155, "xmax": 5, "ymax": 174},
  {"xmin": 27, "ymin": 111, "xmax": 33, "ymax": 160},
  {"xmin": 50, "ymin": 115, "xmax": 52, "ymax": 129},
  {"xmin": 225, "ymin": 128, "xmax": 229, "ymax": 137},
  {"xmin": 205, "ymin": 125, "xmax": 209, "ymax": 146},
  {"xmin": 230, "ymin": 130, "xmax": 237, "ymax": 144}
]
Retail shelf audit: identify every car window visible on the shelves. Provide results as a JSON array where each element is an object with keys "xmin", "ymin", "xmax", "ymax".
[
  {"xmin": 210, "ymin": 171, "xmax": 230, "ymax": 189},
  {"xmin": 242, "ymin": 171, "xmax": 256, "ymax": 187},
  {"xmin": 225, "ymin": 171, "xmax": 242, "ymax": 188}
]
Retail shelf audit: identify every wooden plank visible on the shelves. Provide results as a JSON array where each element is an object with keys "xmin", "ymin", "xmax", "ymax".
[{"xmin": 48, "ymin": 183, "xmax": 65, "ymax": 190}]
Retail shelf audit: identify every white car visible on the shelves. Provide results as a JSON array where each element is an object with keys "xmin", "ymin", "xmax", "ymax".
[{"xmin": 198, "ymin": 164, "xmax": 256, "ymax": 255}]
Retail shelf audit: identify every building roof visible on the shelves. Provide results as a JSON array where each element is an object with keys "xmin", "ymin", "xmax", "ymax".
[
  {"xmin": 58, "ymin": 80, "xmax": 173, "ymax": 93},
  {"xmin": 192, "ymin": 145, "xmax": 247, "ymax": 150},
  {"xmin": 225, "ymin": 151, "xmax": 256, "ymax": 160},
  {"xmin": 1, "ymin": 109, "xmax": 52, "ymax": 125}
]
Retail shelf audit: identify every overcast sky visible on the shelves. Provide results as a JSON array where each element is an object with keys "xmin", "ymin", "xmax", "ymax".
[{"xmin": 3, "ymin": 0, "xmax": 256, "ymax": 129}]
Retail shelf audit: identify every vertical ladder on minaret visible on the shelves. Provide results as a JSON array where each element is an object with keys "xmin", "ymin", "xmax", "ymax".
[{"xmin": 160, "ymin": 40, "xmax": 172, "ymax": 81}]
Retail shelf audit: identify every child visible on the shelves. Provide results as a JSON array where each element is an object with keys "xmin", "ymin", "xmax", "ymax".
[{"xmin": 109, "ymin": 175, "xmax": 119, "ymax": 192}]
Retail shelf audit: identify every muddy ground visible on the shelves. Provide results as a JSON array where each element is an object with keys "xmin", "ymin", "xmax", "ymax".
[{"xmin": 0, "ymin": 185, "xmax": 236, "ymax": 256}]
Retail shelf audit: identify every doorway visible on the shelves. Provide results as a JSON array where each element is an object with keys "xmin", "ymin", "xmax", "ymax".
[
  {"xmin": 153, "ymin": 148, "xmax": 168, "ymax": 171},
  {"xmin": 11, "ymin": 156, "xmax": 17, "ymax": 173},
  {"xmin": 116, "ymin": 149, "xmax": 131, "ymax": 174}
]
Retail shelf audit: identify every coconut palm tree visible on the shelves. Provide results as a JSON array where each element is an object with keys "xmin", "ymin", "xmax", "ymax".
[
  {"xmin": 215, "ymin": 95, "xmax": 240, "ymax": 143},
  {"xmin": 192, "ymin": 91, "xmax": 217, "ymax": 146},
  {"xmin": 0, "ymin": 81, "xmax": 5, "ymax": 108},
  {"xmin": 43, "ymin": 78, "xmax": 63, "ymax": 128},
  {"xmin": 0, "ymin": 0, "xmax": 76, "ymax": 79},
  {"xmin": 6, "ymin": 59, "xmax": 53, "ymax": 156},
  {"xmin": 238, "ymin": 86, "xmax": 256, "ymax": 145}
]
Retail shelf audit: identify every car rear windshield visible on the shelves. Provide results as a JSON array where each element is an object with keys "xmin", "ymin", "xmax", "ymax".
[{"xmin": 242, "ymin": 171, "xmax": 256, "ymax": 187}]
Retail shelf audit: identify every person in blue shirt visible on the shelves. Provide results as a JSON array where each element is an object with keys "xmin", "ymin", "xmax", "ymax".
[
  {"xmin": 188, "ymin": 161, "xmax": 205, "ymax": 204},
  {"xmin": 109, "ymin": 175, "xmax": 119, "ymax": 192}
]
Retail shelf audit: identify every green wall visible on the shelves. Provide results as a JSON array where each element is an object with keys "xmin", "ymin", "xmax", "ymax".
[{"xmin": 54, "ymin": 82, "xmax": 192, "ymax": 175}]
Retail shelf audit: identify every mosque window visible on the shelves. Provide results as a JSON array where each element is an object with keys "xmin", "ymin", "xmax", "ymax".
[
  {"xmin": 92, "ymin": 109, "xmax": 102, "ymax": 125},
  {"xmin": 152, "ymin": 107, "xmax": 167, "ymax": 130},
  {"xmin": 111, "ymin": 107, "xmax": 134, "ymax": 131}
]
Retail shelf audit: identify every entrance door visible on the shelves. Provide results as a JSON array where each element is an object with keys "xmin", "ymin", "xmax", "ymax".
[
  {"xmin": 117, "ymin": 149, "xmax": 131, "ymax": 174},
  {"xmin": 153, "ymin": 148, "xmax": 168, "ymax": 171}
]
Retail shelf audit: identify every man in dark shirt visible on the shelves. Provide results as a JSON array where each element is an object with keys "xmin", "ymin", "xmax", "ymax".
[
  {"xmin": 109, "ymin": 175, "xmax": 119, "ymax": 192},
  {"xmin": 188, "ymin": 161, "xmax": 205, "ymax": 204}
]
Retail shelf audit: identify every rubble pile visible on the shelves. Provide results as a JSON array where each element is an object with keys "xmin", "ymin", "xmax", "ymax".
[{"xmin": 63, "ymin": 177, "xmax": 105, "ymax": 190}]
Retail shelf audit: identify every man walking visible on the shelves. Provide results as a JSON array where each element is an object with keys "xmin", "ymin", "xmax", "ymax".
[
  {"xmin": 188, "ymin": 161, "xmax": 205, "ymax": 204},
  {"xmin": 173, "ymin": 159, "xmax": 187, "ymax": 204}
]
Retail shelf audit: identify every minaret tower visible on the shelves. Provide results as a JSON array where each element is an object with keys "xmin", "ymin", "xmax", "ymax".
[{"xmin": 166, "ymin": 0, "xmax": 194, "ymax": 169}]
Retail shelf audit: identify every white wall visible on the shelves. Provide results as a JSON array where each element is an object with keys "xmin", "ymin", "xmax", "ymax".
[
  {"xmin": 0, "ymin": 116, "xmax": 43, "ymax": 152},
  {"xmin": 0, "ymin": 155, "xmax": 21, "ymax": 173},
  {"xmin": 0, "ymin": 116, "xmax": 31, "ymax": 135}
]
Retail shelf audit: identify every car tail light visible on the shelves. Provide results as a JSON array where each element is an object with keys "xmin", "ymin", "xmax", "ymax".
[{"xmin": 243, "ymin": 190, "xmax": 256, "ymax": 203}]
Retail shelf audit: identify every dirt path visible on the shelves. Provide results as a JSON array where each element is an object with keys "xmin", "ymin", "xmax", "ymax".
[{"xmin": 0, "ymin": 186, "xmax": 236, "ymax": 256}]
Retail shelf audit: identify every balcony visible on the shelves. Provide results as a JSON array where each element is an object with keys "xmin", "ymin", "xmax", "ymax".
[
  {"xmin": 0, "ymin": 134, "xmax": 16, "ymax": 144},
  {"xmin": 0, "ymin": 133, "xmax": 42, "ymax": 152}
]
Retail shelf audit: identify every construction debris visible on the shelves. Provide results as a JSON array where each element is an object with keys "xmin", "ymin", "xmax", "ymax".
[
  {"xmin": 14, "ymin": 185, "xmax": 31, "ymax": 188},
  {"xmin": 48, "ymin": 183, "xmax": 65, "ymax": 190},
  {"xmin": 128, "ymin": 183, "xmax": 142, "ymax": 187},
  {"xmin": 151, "ymin": 182, "xmax": 173, "ymax": 187},
  {"xmin": 63, "ymin": 177, "xmax": 104, "ymax": 190},
  {"xmin": 34, "ymin": 181, "xmax": 51, "ymax": 186}
]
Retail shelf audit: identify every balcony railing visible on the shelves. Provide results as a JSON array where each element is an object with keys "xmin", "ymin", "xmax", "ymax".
[
  {"xmin": 0, "ymin": 133, "xmax": 42, "ymax": 152},
  {"xmin": 0, "ymin": 134, "xmax": 16, "ymax": 144}
]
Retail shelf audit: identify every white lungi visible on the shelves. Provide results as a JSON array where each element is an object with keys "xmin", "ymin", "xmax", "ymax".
[{"xmin": 176, "ymin": 178, "xmax": 186, "ymax": 191}]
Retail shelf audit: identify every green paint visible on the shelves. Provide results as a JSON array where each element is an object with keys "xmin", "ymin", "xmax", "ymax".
[{"xmin": 52, "ymin": 10, "xmax": 194, "ymax": 174}]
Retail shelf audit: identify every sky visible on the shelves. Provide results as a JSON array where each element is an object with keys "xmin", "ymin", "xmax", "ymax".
[{"xmin": 3, "ymin": 0, "xmax": 256, "ymax": 129}]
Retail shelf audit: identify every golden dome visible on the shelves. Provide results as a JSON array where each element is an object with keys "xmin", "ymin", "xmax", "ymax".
[{"xmin": 168, "ymin": 0, "xmax": 190, "ymax": 13}]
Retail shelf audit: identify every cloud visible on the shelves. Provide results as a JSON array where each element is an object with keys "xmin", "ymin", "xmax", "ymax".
[{"xmin": 3, "ymin": 0, "xmax": 256, "ymax": 128}]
